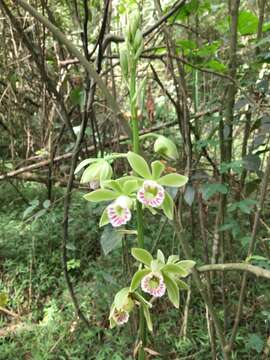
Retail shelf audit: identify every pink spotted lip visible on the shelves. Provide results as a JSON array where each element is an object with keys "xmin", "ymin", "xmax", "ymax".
[
  {"xmin": 107, "ymin": 198, "xmax": 132, "ymax": 227},
  {"xmin": 113, "ymin": 309, "xmax": 129, "ymax": 325},
  {"xmin": 141, "ymin": 272, "xmax": 166, "ymax": 298},
  {"xmin": 137, "ymin": 180, "xmax": 165, "ymax": 208}
]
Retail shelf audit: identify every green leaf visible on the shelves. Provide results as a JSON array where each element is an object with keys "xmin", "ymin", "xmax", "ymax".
[
  {"xmin": 0, "ymin": 292, "xmax": 8, "ymax": 307},
  {"xmin": 228, "ymin": 199, "xmax": 257, "ymax": 214},
  {"xmin": 176, "ymin": 279, "xmax": 189, "ymax": 290},
  {"xmin": 131, "ymin": 248, "xmax": 153, "ymax": 267},
  {"xmin": 150, "ymin": 259, "xmax": 163, "ymax": 272},
  {"xmin": 163, "ymin": 273, "xmax": 179, "ymax": 308},
  {"xmin": 23, "ymin": 200, "xmax": 39, "ymax": 220},
  {"xmin": 167, "ymin": 255, "xmax": 179, "ymax": 264},
  {"xmin": 161, "ymin": 191, "xmax": 174, "ymax": 220},
  {"xmin": 243, "ymin": 154, "xmax": 261, "ymax": 172},
  {"xmin": 127, "ymin": 151, "xmax": 152, "ymax": 178},
  {"xmin": 142, "ymin": 304, "xmax": 153, "ymax": 332},
  {"xmin": 176, "ymin": 39, "xmax": 196, "ymax": 50},
  {"xmin": 157, "ymin": 249, "xmax": 165, "ymax": 263},
  {"xmin": 84, "ymin": 189, "xmax": 118, "ymax": 202},
  {"xmin": 74, "ymin": 158, "xmax": 97, "ymax": 174},
  {"xmin": 123, "ymin": 179, "xmax": 139, "ymax": 194},
  {"xmin": 203, "ymin": 60, "xmax": 226, "ymax": 72},
  {"xmin": 162, "ymin": 263, "xmax": 188, "ymax": 277},
  {"xmin": 133, "ymin": 291, "xmax": 152, "ymax": 308},
  {"xmin": 100, "ymin": 226, "xmax": 123, "ymax": 255},
  {"xmin": 130, "ymin": 269, "xmax": 151, "ymax": 292},
  {"xmin": 184, "ymin": 185, "xmax": 195, "ymax": 206},
  {"xmin": 247, "ymin": 333, "xmax": 264, "ymax": 354},
  {"xmin": 99, "ymin": 207, "xmax": 110, "ymax": 227},
  {"xmin": 196, "ymin": 41, "xmax": 220, "ymax": 57},
  {"xmin": 158, "ymin": 173, "xmax": 188, "ymax": 187},
  {"xmin": 151, "ymin": 161, "xmax": 165, "ymax": 180},
  {"xmin": 238, "ymin": 11, "xmax": 258, "ymax": 36},
  {"xmin": 201, "ymin": 183, "xmax": 228, "ymax": 200},
  {"xmin": 177, "ymin": 260, "xmax": 196, "ymax": 272},
  {"xmin": 102, "ymin": 180, "xmax": 123, "ymax": 193},
  {"xmin": 154, "ymin": 47, "xmax": 166, "ymax": 55}
]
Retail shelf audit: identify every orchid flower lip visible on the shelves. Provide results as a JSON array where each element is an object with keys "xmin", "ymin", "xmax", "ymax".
[
  {"xmin": 112, "ymin": 309, "xmax": 129, "ymax": 325},
  {"xmin": 141, "ymin": 271, "xmax": 166, "ymax": 298},
  {"xmin": 107, "ymin": 196, "xmax": 132, "ymax": 227},
  {"xmin": 137, "ymin": 180, "xmax": 165, "ymax": 208}
]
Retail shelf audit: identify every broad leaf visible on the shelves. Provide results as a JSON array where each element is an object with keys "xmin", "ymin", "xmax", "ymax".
[
  {"xmin": 0, "ymin": 292, "xmax": 8, "ymax": 307},
  {"xmin": 163, "ymin": 273, "xmax": 179, "ymax": 308},
  {"xmin": 151, "ymin": 161, "xmax": 165, "ymax": 180},
  {"xmin": 102, "ymin": 180, "xmax": 122, "ymax": 193},
  {"xmin": 133, "ymin": 291, "xmax": 152, "ymax": 308},
  {"xmin": 176, "ymin": 279, "xmax": 189, "ymax": 290},
  {"xmin": 167, "ymin": 255, "xmax": 179, "ymax": 264},
  {"xmin": 142, "ymin": 304, "xmax": 153, "ymax": 332},
  {"xmin": 127, "ymin": 152, "xmax": 151, "ymax": 178},
  {"xmin": 238, "ymin": 11, "xmax": 258, "ymax": 36},
  {"xmin": 158, "ymin": 173, "xmax": 188, "ymax": 187},
  {"xmin": 100, "ymin": 226, "xmax": 123, "ymax": 255},
  {"xmin": 184, "ymin": 185, "xmax": 195, "ymax": 206},
  {"xmin": 84, "ymin": 189, "xmax": 118, "ymax": 202},
  {"xmin": 157, "ymin": 249, "xmax": 165, "ymax": 263},
  {"xmin": 162, "ymin": 263, "xmax": 188, "ymax": 277},
  {"xmin": 131, "ymin": 248, "xmax": 153, "ymax": 267},
  {"xmin": 201, "ymin": 183, "xmax": 228, "ymax": 200},
  {"xmin": 123, "ymin": 179, "xmax": 139, "ymax": 194},
  {"xmin": 177, "ymin": 260, "xmax": 196, "ymax": 272},
  {"xmin": 99, "ymin": 207, "xmax": 110, "ymax": 227},
  {"xmin": 161, "ymin": 191, "xmax": 174, "ymax": 220}
]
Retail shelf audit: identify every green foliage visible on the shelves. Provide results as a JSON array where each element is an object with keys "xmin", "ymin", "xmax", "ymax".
[
  {"xmin": 201, "ymin": 183, "xmax": 228, "ymax": 200},
  {"xmin": 100, "ymin": 226, "xmax": 123, "ymax": 255},
  {"xmin": 238, "ymin": 11, "xmax": 258, "ymax": 36}
]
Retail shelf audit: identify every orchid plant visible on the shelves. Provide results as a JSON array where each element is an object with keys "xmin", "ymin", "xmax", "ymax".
[{"xmin": 75, "ymin": 10, "xmax": 195, "ymax": 360}]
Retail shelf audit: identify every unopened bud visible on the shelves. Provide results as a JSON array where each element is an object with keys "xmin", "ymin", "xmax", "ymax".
[
  {"xmin": 119, "ymin": 47, "xmax": 129, "ymax": 81},
  {"xmin": 154, "ymin": 135, "xmax": 179, "ymax": 160},
  {"xmin": 133, "ymin": 29, "xmax": 143, "ymax": 53},
  {"xmin": 129, "ymin": 11, "xmax": 140, "ymax": 37},
  {"xmin": 80, "ymin": 160, "xmax": 112, "ymax": 184}
]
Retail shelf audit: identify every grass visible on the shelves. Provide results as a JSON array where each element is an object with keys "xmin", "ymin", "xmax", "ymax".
[{"xmin": 0, "ymin": 182, "xmax": 269, "ymax": 359}]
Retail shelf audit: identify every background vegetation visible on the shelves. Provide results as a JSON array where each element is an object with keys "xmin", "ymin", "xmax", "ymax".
[{"xmin": 1, "ymin": 0, "xmax": 270, "ymax": 359}]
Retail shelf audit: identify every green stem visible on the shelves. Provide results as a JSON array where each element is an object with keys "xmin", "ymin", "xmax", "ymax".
[{"xmin": 129, "ymin": 62, "xmax": 146, "ymax": 359}]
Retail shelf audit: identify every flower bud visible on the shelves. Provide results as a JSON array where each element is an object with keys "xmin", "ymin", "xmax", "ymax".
[
  {"xmin": 99, "ymin": 160, "xmax": 113, "ymax": 183},
  {"xmin": 119, "ymin": 47, "xmax": 129, "ymax": 81},
  {"xmin": 133, "ymin": 29, "xmax": 143, "ymax": 53},
  {"xmin": 80, "ymin": 160, "xmax": 112, "ymax": 184},
  {"xmin": 134, "ymin": 41, "xmax": 144, "ymax": 61},
  {"xmin": 128, "ymin": 11, "xmax": 140, "ymax": 41},
  {"xmin": 154, "ymin": 135, "xmax": 179, "ymax": 160},
  {"xmin": 122, "ymin": 295, "xmax": 135, "ymax": 312}
]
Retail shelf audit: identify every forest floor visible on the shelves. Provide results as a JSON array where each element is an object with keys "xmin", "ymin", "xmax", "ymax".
[{"xmin": 0, "ymin": 183, "xmax": 269, "ymax": 360}]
